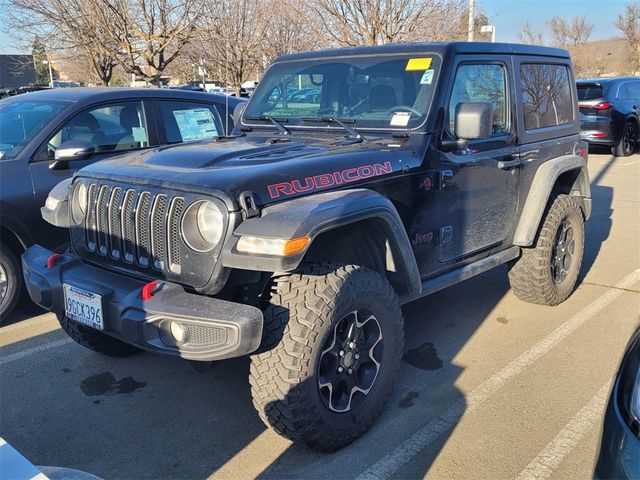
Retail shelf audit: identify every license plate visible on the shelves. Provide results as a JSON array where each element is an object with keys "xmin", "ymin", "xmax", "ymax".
[{"xmin": 63, "ymin": 284, "xmax": 103, "ymax": 330}]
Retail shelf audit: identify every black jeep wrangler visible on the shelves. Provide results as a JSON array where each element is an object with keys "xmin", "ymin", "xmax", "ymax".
[{"xmin": 23, "ymin": 42, "xmax": 591, "ymax": 451}]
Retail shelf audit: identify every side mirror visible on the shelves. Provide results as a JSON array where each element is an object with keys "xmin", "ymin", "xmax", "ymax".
[
  {"xmin": 233, "ymin": 102, "xmax": 247, "ymax": 126},
  {"xmin": 454, "ymin": 102, "xmax": 493, "ymax": 140},
  {"xmin": 51, "ymin": 140, "xmax": 95, "ymax": 169}
]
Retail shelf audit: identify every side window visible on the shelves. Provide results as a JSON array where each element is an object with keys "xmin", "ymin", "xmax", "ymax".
[
  {"xmin": 45, "ymin": 102, "xmax": 148, "ymax": 158},
  {"xmin": 157, "ymin": 101, "xmax": 221, "ymax": 144},
  {"xmin": 520, "ymin": 64, "xmax": 573, "ymax": 130},
  {"xmin": 449, "ymin": 64, "xmax": 508, "ymax": 136},
  {"xmin": 626, "ymin": 82, "xmax": 640, "ymax": 101}
]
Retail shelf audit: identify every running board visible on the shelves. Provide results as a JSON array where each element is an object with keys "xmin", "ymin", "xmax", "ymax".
[{"xmin": 400, "ymin": 246, "xmax": 521, "ymax": 305}]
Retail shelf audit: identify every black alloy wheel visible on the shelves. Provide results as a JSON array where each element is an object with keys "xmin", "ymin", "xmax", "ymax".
[
  {"xmin": 317, "ymin": 309, "xmax": 383, "ymax": 413},
  {"xmin": 551, "ymin": 218, "xmax": 575, "ymax": 285}
]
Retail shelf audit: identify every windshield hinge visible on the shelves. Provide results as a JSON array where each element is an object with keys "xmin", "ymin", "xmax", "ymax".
[{"xmin": 239, "ymin": 191, "xmax": 260, "ymax": 219}]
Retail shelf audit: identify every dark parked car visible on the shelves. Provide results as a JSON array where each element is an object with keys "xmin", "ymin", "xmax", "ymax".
[
  {"xmin": 0, "ymin": 87, "xmax": 244, "ymax": 320},
  {"xmin": 24, "ymin": 42, "xmax": 591, "ymax": 450},
  {"xmin": 595, "ymin": 325, "xmax": 640, "ymax": 479},
  {"xmin": 577, "ymin": 77, "xmax": 640, "ymax": 157}
]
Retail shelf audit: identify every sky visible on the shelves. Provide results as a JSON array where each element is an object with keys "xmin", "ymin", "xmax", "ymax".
[{"xmin": 0, "ymin": 0, "xmax": 629, "ymax": 54}]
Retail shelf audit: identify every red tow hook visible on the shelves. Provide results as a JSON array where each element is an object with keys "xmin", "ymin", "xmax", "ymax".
[
  {"xmin": 46, "ymin": 253, "xmax": 62, "ymax": 269},
  {"xmin": 141, "ymin": 281, "xmax": 160, "ymax": 301}
]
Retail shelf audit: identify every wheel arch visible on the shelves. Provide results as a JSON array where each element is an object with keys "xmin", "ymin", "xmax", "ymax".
[
  {"xmin": 514, "ymin": 155, "xmax": 591, "ymax": 247},
  {"xmin": 221, "ymin": 189, "xmax": 421, "ymax": 297}
]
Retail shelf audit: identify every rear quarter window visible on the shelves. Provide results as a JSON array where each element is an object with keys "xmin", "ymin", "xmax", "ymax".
[{"xmin": 520, "ymin": 63, "xmax": 574, "ymax": 130}]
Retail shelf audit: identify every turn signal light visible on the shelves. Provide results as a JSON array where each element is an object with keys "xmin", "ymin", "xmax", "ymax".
[{"xmin": 236, "ymin": 235, "xmax": 311, "ymax": 256}]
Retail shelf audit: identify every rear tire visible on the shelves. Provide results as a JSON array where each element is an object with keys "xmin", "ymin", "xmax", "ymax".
[
  {"xmin": 0, "ymin": 243, "xmax": 23, "ymax": 323},
  {"xmin": 612, "ymin": 121, "xmax": 637, "ymax": 157},
  {"xmin": 250, "ymin": 263, "xmax": 403, "ymax": 451},
  {"xmin": 58, "ymin": 314, "xmax": 141, "ymax": 357},
  {"xmin": 508, "ymin": 194, "xmax": 584, "ymax": 306}
]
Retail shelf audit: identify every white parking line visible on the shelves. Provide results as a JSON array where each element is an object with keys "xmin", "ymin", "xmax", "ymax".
[
  {"xmin": 516, "ymin": 382, "xmax": 610, "ymax": 480},
  {"xmin": 0, "ymin": 338, "xmax": 73, "ymax": 366},
  {"xmin": 356, "ymin": 269, "xmax": 640, "ymax": 480}
]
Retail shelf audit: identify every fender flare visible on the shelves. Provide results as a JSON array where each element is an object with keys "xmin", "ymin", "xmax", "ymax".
[
  {"xmin": 221, "ymin": 188, "xmax": 421, "ymax": 296},
  {"xmin": 513, "ymin": 154, "xmax": 591, "ymax": 247}
]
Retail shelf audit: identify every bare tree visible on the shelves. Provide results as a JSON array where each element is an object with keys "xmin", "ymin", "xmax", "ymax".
[
  {"xmin": 94, "ymin": 0, "xmax": 206, "ymax": 86},
  {"xmin": 518, "ymin": 21, "xmax": 545, "ymax": 45},
  {"xmin": 194, "ymin": 0, "xmax": 269, "ymax": 92},
  {"xmin": 616, "ymin": 2, "xmax": 640, "ymax": 74},
  {"xmin": 9, "ymin": 0, "xmax": 119, "ymax": 85},
  {"xmin": 548, "ymin": 15, "xmax": 594, "ymax": 48},
  {"xmin": 310, "ymin": 0, "xmax": 463, "ymax": 46}
]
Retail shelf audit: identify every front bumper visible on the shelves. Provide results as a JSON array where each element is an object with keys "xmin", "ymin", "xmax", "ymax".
[
  {"xmin": 594, "ymin": 379, "xmax": 640, "ymax": 479},
  {"xmin": 22, "ymin": 245, "xmax": 263, "ymax": 361}
]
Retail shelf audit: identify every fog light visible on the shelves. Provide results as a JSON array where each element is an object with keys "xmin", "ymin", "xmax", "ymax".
[{"xmin": 170, "ymin": 322, "xmax": 185, "ymax": 343}]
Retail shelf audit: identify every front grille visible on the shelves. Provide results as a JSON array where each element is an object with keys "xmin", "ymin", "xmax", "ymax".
[{"xmin": 82, "ymin": 183, "xmax": 184, "ymax": 274}]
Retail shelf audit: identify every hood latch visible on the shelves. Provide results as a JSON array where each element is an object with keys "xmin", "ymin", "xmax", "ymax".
[{"xmin": 239, "ymin": 191, "xmax": 260, "ymax": 219}]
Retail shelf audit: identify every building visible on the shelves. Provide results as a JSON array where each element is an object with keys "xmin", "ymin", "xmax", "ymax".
[{"xmin": 0, "ymin": 55, "xmax": 36, "ymax": 88}]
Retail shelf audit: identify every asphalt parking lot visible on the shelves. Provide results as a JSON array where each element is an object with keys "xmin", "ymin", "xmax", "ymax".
[{"xmin": 1, "ymin": 150, "xmax": 638, "ymax": 480}]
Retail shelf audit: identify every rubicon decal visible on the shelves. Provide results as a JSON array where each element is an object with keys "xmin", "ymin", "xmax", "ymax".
[{"xmin": 267, "ymin": 161, "xmax": 393, "ymax": 199}]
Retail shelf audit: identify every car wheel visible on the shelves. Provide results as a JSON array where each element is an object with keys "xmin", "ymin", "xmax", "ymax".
[
  {"xmin": 0, "ymin": 243, "xmax": 23, "ymax": 323},
  {"xmin": 612, "ymin": 122, "xmax": 638, "ymax": 157},
  {"xmin": 250, "ymin": 263, "xmax": 403, "ymax": 451},
  {"xmin": 508, "ymin": 194, "xmax": 585, "ymax": 306},
  {"xmin": 58, "ymin": 314, "xmax": 142, "ymax": 357}
]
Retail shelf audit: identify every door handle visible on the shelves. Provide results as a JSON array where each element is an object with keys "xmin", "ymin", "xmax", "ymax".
[{"xmin": 498, "ymin": 156, "xmax": 522, "ymax": 170}]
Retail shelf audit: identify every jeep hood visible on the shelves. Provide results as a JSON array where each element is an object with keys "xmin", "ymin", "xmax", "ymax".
[{"xmin": 76, "ymin": 134, "xmax": 423, "ymax": 209}]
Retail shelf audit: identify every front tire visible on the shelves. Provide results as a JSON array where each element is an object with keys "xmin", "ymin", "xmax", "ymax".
[
  {"xmin": 0, "ymin": 243, "xmax": 23, "ymax": 323},
  {"xmin": 508, "ymin": 194, "xmax": 585, "ymax": 306},
  {"xmin": 612, "ymin": 121, "xmax": 637, "ymax": 157},
  {"xmin": 250, "ymin": 263, "xmax": 403, "ymax": 451},
  {"xmin": 58, "ymin": 314, "xmax": 141, "ymax": 357}
]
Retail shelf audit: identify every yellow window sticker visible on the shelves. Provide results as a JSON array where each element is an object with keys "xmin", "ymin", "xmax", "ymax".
[{"xmin": 406, "ymin": 57, "xmax": 432, "ymax": 71}]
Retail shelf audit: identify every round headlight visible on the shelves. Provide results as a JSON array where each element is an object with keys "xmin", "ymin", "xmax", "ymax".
[
  {"xmin": 182, "ymin": 200, "xmax": 224, "ymax": 252},
  {"xmin": 71, "ymin": 182, "xmax": 88, "ymax": 223}
]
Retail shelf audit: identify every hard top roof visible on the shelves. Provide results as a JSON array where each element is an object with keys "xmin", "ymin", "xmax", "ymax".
[{"xmin": 275, "ymin": 42, "xmax": 570, "ymax": 63}]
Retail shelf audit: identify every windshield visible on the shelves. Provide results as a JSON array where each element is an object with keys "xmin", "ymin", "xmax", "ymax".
[
  {"xmin": 244, "ymin": 54, "xmax": 440, "ymax": 130},
  {"xmin": 0, "ymin": 97, "xmax": 69, "ymax": 159}
]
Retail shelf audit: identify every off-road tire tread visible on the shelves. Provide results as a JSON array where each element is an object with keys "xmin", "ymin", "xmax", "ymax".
[
  {"xmin": 249, "ymin": 262, "xmax": 403, "ymax": 451},
  {"xmin": 58, "ymin": 314, "xmax": 141, "ymax": 357},
  {"xmin": 508, "ymin": 194, "xmax": 584, "ymax": 306}
]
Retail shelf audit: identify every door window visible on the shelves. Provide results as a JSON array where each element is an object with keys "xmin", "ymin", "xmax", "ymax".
[
  {"xmin": 157, "ymin": 101, "xmax": 222, "ymax": 143},
  {"xmin": 625, "ymin": 82, "xmax": 640, "ymax": 101},
  {"xmin": 449, "ymin": 64, "xmax": 508, "ymax": 136},
  {"xmin": 520, "ymin": 64, "xmax": 573, "ymax": 130},
  {"xmin": 45, "ymin": 102, "xmax": 148, "ymax": 158}
]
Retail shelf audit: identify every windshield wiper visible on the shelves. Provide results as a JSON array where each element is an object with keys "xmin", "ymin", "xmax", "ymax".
[
  {"xmin": 302, "ymin": 116, "xmax": 364, "ymax": 142},
  {"xmin": 244, "ymin": 115, "xmax": 291, "ymax": 135}
]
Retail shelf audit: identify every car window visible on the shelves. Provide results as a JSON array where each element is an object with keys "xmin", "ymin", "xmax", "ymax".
[
  {"xmin": 0, "ymin": 98, "xmax": 68, "ymax": 160},
  {"xmin": 449, "ymin": 63, "xmax": 508, "ymax": 136},
  {"xmin": 625, "ymin": 82, "xmax": 640, "ymax": 101},
  {"xmin": 245, "ymin": 55, "xmax": 441, "ymax": 129},
  {"xmin": 577, "ymin": 84, "xmax": 603, "ymax": 101},
  {"xmin": 45, "ymin": 102, "xmax": 148, "ymax": 158},
  {"xmin": 157, "ymin": 101, "xmax": 221, "ymax": 144},
  {"xmin": 520, "ymin": 64, "xmax": 573, "ymax": 130}
]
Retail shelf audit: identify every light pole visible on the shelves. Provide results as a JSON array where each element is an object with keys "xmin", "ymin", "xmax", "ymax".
[
  {"xmin": 468, "ymin": 0, "xmax": 475, "ymax": 41},
  {"xmin": 480, "ymin": 25, "xmax": 496, "ymax": 43},
  {"xmin": 42, "ymin": 59, "xmax": 54, "ymax": 87}
]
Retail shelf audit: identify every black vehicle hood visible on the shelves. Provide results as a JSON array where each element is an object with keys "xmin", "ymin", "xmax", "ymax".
[{"xmin": 77, "ymin": 133, "xmax": 422, "ymax": 210}]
